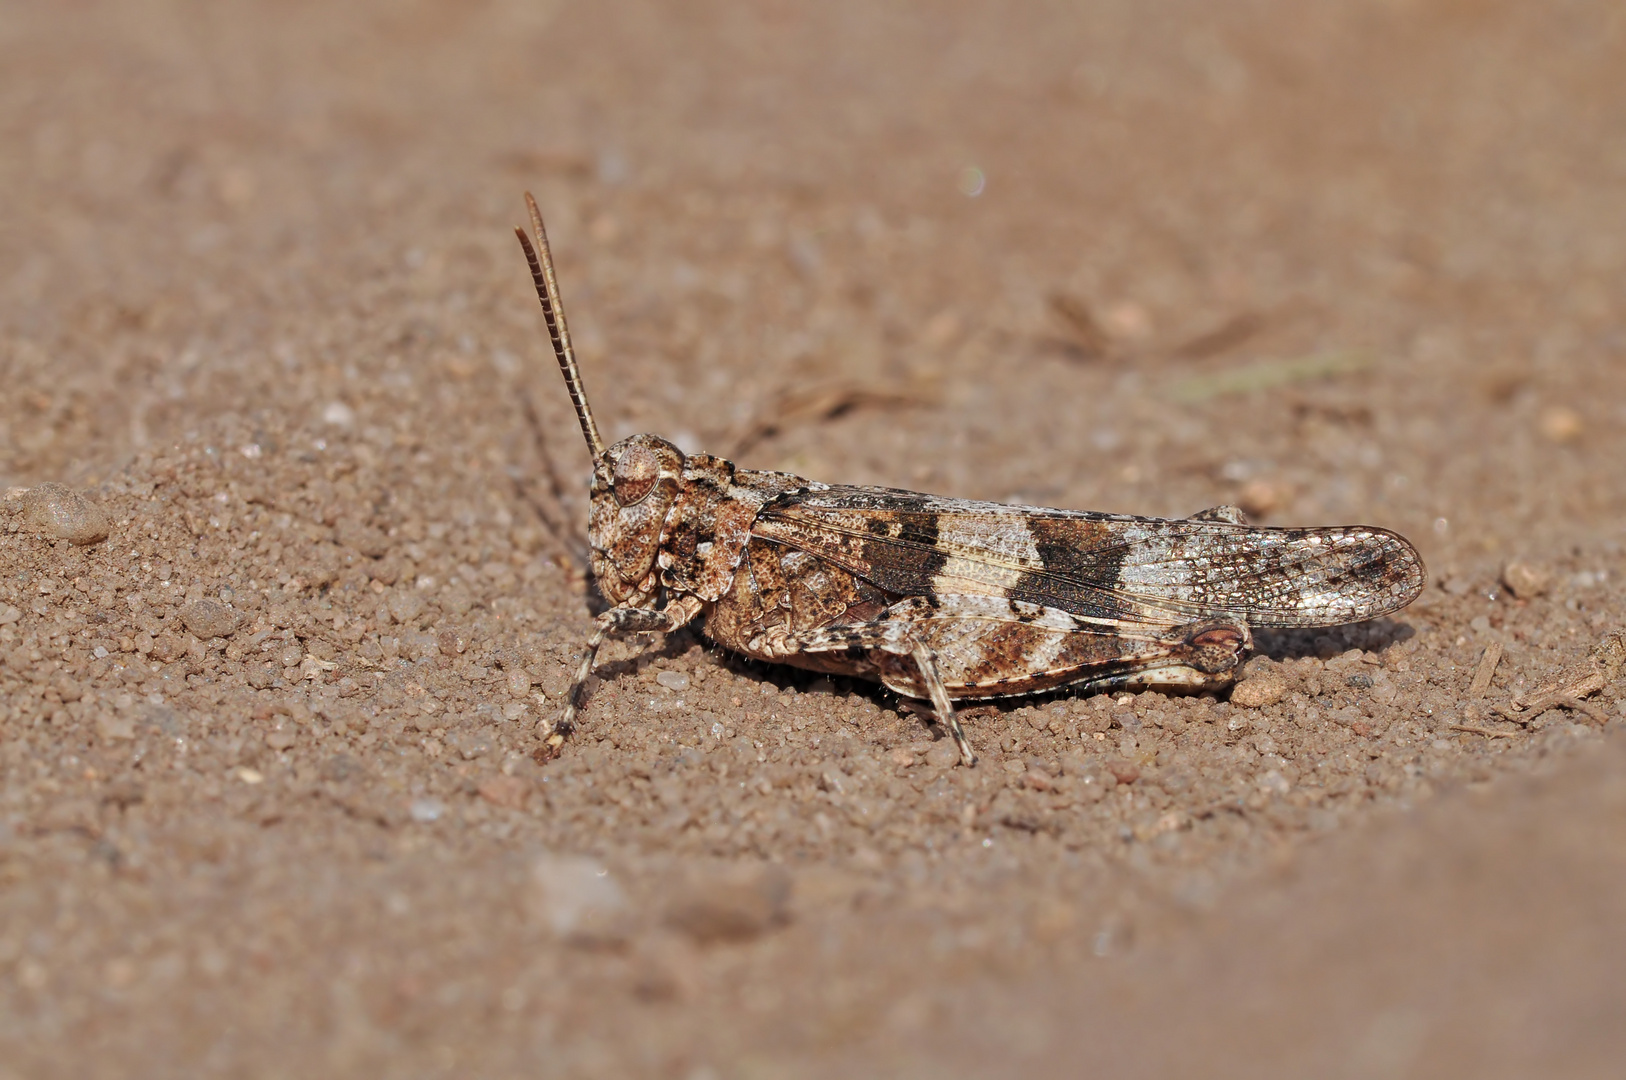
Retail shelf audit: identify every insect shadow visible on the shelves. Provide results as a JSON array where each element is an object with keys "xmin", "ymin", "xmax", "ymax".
[
  {"xmin": 584, "ymin": 628, "xmax": 700, "ymax": 687},
  {"xmin": 1252, "ymin": 616, "xmax": 1417, "ymax": 663}
]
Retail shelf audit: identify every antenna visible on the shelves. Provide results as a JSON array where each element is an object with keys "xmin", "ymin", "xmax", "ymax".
[{"xmin": 515, "ymin": 192, "xmax": 606, "ymax": 459}]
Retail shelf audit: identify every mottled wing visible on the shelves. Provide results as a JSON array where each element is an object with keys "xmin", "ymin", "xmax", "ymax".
[{"xmin": 753, "ymin": 486, "xmax": 1424, "ymax": 628}]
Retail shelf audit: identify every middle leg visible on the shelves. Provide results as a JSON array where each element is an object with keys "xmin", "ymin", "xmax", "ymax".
[{"xmin": 789, "ymin": 609, "xmax": 978, "ymax": 766}]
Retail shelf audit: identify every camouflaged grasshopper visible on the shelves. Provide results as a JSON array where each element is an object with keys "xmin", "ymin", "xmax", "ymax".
[{"xmin": 514, "ymin": 194, "xmax": 1425, "ymax": 766}]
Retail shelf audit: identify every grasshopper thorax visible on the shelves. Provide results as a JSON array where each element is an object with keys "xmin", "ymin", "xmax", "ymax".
[{"xmin": 588, "ymin": 433, "xmax": 687, "ymax": 605}]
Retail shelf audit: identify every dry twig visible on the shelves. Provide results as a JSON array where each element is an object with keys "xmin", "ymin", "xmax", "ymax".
[
  {"xmin": 728, "ymin": 381, "xmax": 933, "ymax": 458},
  {"xmin": 1046, "ymin": 292, "xmax": 1115, "ymax": 359},
  {"xmin": 1171, "ymin": 311, "xmax": 1265, "ymax": 361},
  {"xmin": 1449, "ymin": 723, "xmax": 1516, "ymax": 740},
  {"xmin": 1497, "ymin": 629, "xmax": 1625, "ymax": 725},
  {"xmin": 1468, "ymin": 640, "xmax": 1503, "ymax": 697}
]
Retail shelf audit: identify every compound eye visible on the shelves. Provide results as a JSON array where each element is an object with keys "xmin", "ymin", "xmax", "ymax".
[{"xmin": 613, "ymin": 443, "xmax": 660, "ymax": 506}]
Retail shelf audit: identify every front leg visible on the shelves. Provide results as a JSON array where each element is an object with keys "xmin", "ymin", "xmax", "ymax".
[{"xmin": 556, "ymin": 593, "xmax": 705, "ymax": 738}]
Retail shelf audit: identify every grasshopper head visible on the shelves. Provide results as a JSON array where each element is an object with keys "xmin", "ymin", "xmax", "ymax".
[{"xmin": 588, "ymin": 434, "xmax": 686, "ymax": 604}]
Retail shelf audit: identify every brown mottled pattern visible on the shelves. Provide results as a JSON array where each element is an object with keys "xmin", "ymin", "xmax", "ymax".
[
  {"xmin": 869, "ymin": 596, "xmax": 1250, "ymax": 699},
  {"xmin": 706, "ymin": 536, "xmax": 888, "ymax": 681},
  {"xmin": 647, "ymin": 456, "xmax": 805, "ymax": 602},
  {"xmin": 782, "ymin": 550, "xmax": 891, "ymax": 635},
  {"xmin": 654, "ymin": 455, "xmax": 733, "ymax": 592},
  {"xmin": 755, "ymin": 496, "xmax": 950, "ymax": 596},
  {"xmin": 705, "ymin": 536, "xmax": 778, "ymax": 650},
  {"xmin": 758, "ymin": 487, "xmax": 1424, "ymax": 628},
  {"xmin": 1096, "ymin": 522, "xmax": 1424, "ymax": 627},
  {"xmin": 592, "ymin": 443, "xmax": 1418, "ymax": 709},
  {"xmin": 587, "ymin": 434, "xmax": 685, "ymax": 605},
  {"xmin": 781, "ymin": 551, "xmax": 843, "ymax": 633}
]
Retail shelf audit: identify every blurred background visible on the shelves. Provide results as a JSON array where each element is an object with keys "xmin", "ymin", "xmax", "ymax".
[{"xmin": 3, "ymin": 2, "xmax": 1625, "ymax": 1076}]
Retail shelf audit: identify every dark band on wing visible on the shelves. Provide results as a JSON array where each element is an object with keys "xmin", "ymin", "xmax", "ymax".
[
  {"xmin": 1013, "ymin": 515, "xmax": 1130, "ymax": 617},
  {"xmin": 756, "ymin": 486, "xmax": 1425, "ymax": 629}
]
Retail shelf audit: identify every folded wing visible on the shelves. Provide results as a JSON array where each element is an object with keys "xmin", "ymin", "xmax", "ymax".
[{"xmin": 754, "ymin": 487, "xmax": 1424, "ymax": 629}]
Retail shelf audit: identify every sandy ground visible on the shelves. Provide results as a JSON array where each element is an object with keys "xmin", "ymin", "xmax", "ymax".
[{"xmin": 3, "ymin": 1, "xmax": 1626, "ymax": 1076}]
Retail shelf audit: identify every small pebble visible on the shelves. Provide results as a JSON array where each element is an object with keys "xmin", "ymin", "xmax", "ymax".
[
  {"xmin": 477, "ymin": 774, "xmax": 530, "ymax": 809},
  {"xmin": 18, "ymin": 483, "xmax": 109, "ymax": 545},
  {"xmin": 387, "ymin": 590, "xmax": 427, "ymax": 627},
  {"xmin": 181, "ymin": 599, "xmax": 239, "ymax": 639},
  {"xmin": 337, "ymin": 520, "xmax": 390, "ymax": 558},
  {"xmin": 532, "ymin": 854, "xmax": 629, "ymax": 943},
  {"xmin": 1075, "ymin": 769, "xmax": 1115, "ymax": 801},
  {"xmin": 1237, "ymin": 478, "xmax": 1283, "ymax": 519},
  {"xmin": 1022, "ymin": 769, "xmax": 1055, "ymax": 792},
  {"xmin": 266, "ymin": 729, "xmax": 296, "ymax": 751},
  {"xmin": 299, "ymin": 656, "xmax": 333, "ymax": 681},
  {"xmin": 97, "ymin": 714, "xmax": 136, "ymax": 742},
  {"xmin": 1257, "ymin": 770, "xmax": 1291, "ymax": 795},
  {"xmin": 507, "ymin": 669, "xmax": 532, "ymax": 697},
  {"xmin": 1231, "ymin": 668, "xmax": 1289, "ymax": 708},
  {"xmin": 1501, "ymin": 560, "xmax": 1551, "ymax": 600},
  {"xmin": 924, "ymin": 740, "xmax": 961, "ymax": 768},
  {"xmin": 656, "ymin": 670, "xmax": 690, "ymax": 692},
  {"xmin": 1106, "ymin": 759, "xmax": 1141, "ymax": 785},
  {"xmin": 409, "ymin": 798, "xmax": 444, "ymax": 823},
  {"xmin": 1537, "ymin": 405, "xmax": 1583, "ymax": 443}
]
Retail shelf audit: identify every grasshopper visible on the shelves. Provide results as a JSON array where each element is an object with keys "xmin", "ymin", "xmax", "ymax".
[{"xmin": 513, "ymin": 195, "xmax": 1425, "ymax": 766}]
